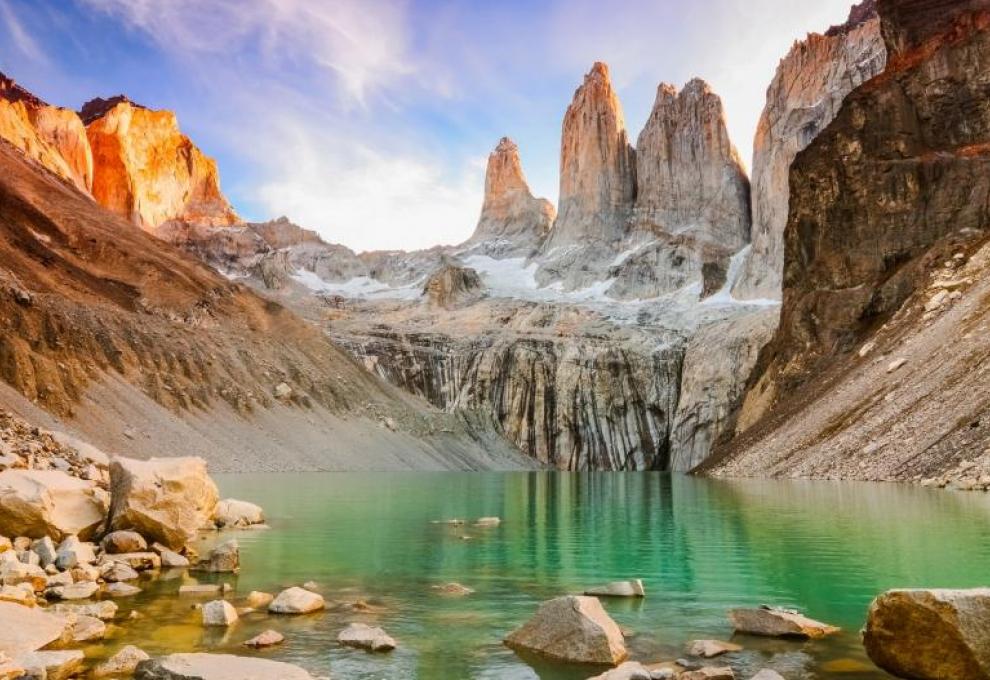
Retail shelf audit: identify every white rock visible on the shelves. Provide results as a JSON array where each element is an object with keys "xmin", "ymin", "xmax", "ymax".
[
  {"xmin": 93, "ymin": 645, "xmax": 150, "ymax": 678},
  {"xmin": 337, "ymin": 623, "xmax": 396, "ymax": 652},
  {"xmin": 0, "ymin": 470, "xmax": 107, "ymax": 541},
  {"xmin": 584, "ymin": 579, "xmax": 645, "ymax": 598},
  {"xmin": 134, "ymin": 653, "xmax": 315, "ymax": 680},
  {"xmin": 268, "ymin": 587, "xmax": 324, "ymax": 615},
  {"xmin": 202, "ymin": 600, "xmax": 238, "ymax": 627},
  {"xmin": 213, "ymin": 499, "xmax": 264, "ymax": 528}
]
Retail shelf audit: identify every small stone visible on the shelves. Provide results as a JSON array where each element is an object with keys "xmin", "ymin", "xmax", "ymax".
[
  {"xmin": 268, "ymin": 587, "xmax": 324, "ymax": 614},
  {"xmin": 680, "ymin": 668, "xmax": 734, "ymax": 680},
  {"xmin": 14, "ymin": 650, "xmax": 83, "ymax": 680},
  {"xmin": 887, "ymin": 358, "xmax": 908, "ymax": 374},
  {"xmin": 54, "ymin": 536, "xmax": 96, "ymax": 570},
  {"xmin": 102, "ymin": 561, "xmax": 140, "ymax": 582},
  {"xmin": 243, "ymin": 629, "xmax": 284, "ymax": 648},
  {"xmin": 729, "ymin": 606, "xmax": 839, "ymax": 639},
  {"xmin": 202, "ymin": 599, "xmax": 238, "ymax": 627},
  {"xmin": 0, "ymin": 584, "xmax": 34, "ymax": 607},
  {"xmin": 199, "ymin": 540, "xmax": 239, "ymax": 573},
  {"xmin": 474, "ymin": 516, "xmax": 501, "ymax": 526},
  {"xmin": 67, "ymin": 614, "xmax": 106, "ymax": 643},
  {"xmin": 31, "ymin": 538, "xmax": 56, "ymax": 568},
  {"xmin": 274, "ymin": 383, "xmax": 292, "ymax": 399},
  {"xmin": 749, "ymin": 671, "xmax": 785, "ymax": 680},
  {"xmin": 104, "ymin": 552, "xmax": 161, "ymax": 571},
  {"xmin": 92, "ymin": 645, "xmax": 150, "ymax": 678},
  {"xmin": 47, "ymin": 581, "xmax": 99, "ymax": 601},
  {"xmin": 50, "ymin": 600, "xmax": 117, "ymax": 621},
  {"xmin": 213, "ymin": 499, "xmax": 265, "ymax": 528},
  {"xmin": 179, "ymin": 584, "xmax": 224, "ymax": 597},
  {"xmin": 687, "ymin": 640, "xmax": 743, "ymax": 658},
  {"xmin": 1, "ymin": 561, "xmax": 47, "ymax": 591},
  {"xmin": 337, "ymin": 622, "xmax": 396, "ymax": 652}
]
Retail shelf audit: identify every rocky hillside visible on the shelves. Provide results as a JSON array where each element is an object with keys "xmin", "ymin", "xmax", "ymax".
[
  {"xmin": 707, "ymin": 0, "xmax": 990, "ymax": 483},
  {"xmin": 733, "ymin": 0, "xmax": 887, "ymax": 300},
  {"xmin": 0, "ymin": 135, "xmax": 531, "ymax": 471}
]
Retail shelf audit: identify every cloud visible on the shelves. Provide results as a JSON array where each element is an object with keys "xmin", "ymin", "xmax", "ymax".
[
  {"xmin": 0, "ymin": 0, "xmax": 46, "ymax": 62},
  {"xmin": 249, "ymin": 116, "xmax": 484, "ymax": 252},
  {"xmin": 78, "ymin": 0, "xmax": 418, "ymax": 106}
]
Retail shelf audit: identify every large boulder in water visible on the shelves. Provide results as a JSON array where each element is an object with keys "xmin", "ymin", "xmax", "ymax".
[
  {"xmin": 504, "ymin": 595, "xmax": 627, "ymax": 665},
  {"xmin": 107, "ymin": 457, "xmax": 219, "ymax": 550},
  {"xmin": 0, "ymin": 470, "xmax": 107, "ymax": 540},
  {"xmin": 864, "ymin": 589, "xmax": 990, "ymax": 680},
  {"xmin": 135, "ymin": 653, "xmax": 314, "ymax": 680}
]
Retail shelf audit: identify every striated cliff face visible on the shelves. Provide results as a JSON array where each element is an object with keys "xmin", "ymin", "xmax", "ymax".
[
  {"xmin": 84, "ymin": 97, "xmax": 239, "ymax": 231},
  {"xmin": 634, "ymin": 79, "xmax": 750, "ymax": 252},
  {"xmin": 0, "ymin": 73, "xmax": 93, "ymax": 193},
  {"xmin": 547, "ymin": 62, "xmax": 636, "ymax": 249},
  {"xmin": 709, "ymin": 0, "xmax": 990, "ymax": 482},
  {"xmin": 733, "ymin": 0, "xmax": 887, "ymax": 300},
  {"xmin": 463, "ymin": 138, "xmax": 555, "ymax": 257}
]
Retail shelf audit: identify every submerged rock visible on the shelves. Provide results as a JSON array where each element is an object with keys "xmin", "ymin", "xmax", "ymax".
[
  {"xmin": 749, "ymin": 671, "xmax": 785, "ymax": 680},
  {"xmin": 337, "ymin": 623, "xmax": 396, "ymax": 652},
  {"xmin": 681, "ymin": 668, "xmax": 734, "ymax": 680},
  {"xmin": 864, "ymin": 588, "xmax": 990, "ymax": 680},
  {"xmin": 584, "ymin": 579, "xmax": 645, "ymax": 598},
  {"xmin": 243, "ymin": 630, "xmax": 284, "ymax": 648},
  {"xmin": 268, "ymin": 587, "xmax": 324, "ymax": 615},
  {"xmin": 135, "ymin": 653, "xmax": 314, "ymax": 680},
  {"xmin": 244, "ymin": 591, "xmax": 274, "ymax": 609},
  {"xmin": 431, "ymin": 582, "xmax": 474, "ymax": 597},
  {"xmin": 687, "ymin": 640, "xmax": 742, "ymax": 658},
  {"xmin": 107, "ymin": 456, "xmax": 219, "ymax": 550},
  {"xmin": 504, "ymin": 595, "xmax": 627, "ymax": 665},
  {"xmin": 586, "ymin": 661, "xmax": 653, "ymax": 680},
  {"xmin": 729, "ymin": 606, "xmax": 838, "ymax": 639},
  {"xmin": 14, "ymin": 649, "xmax": 83, "ymax": 680}
]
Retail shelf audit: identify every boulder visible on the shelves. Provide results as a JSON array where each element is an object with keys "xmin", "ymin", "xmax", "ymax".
[
  {"xmin": 243, "ymin": 630, "xmax": 284, "ymax": 648},
  {"xmin": 54, "ymin": 536, "xmax": 96, "ymax": 570},
  {"xmin": 337, "ymin": 623, "xmax": 396, "ymax": 652},
  {"xmin": 0, "ymin": 562, "xmax": 46, "ymax": 591},
  {"xmin": 687, "ymin": 640, "xmax": 742, "ymax": 658},
  {"xmin": 0, "ymin": 470, "xmax": 107, "ymax": 540},
  {"xmin": 268, "ymin": 587, "xmax": 324, "ymax": 615},
  {"xmin": 66, "ymin": 614, "xmax": 106, "ymax": 643},
  {"xmin": 213, "ymin": 499, "xmax": 264, "ymax": 528},
  {"xmin": 0, "ymin": 601, "xmax": 69, "ymax": 655},
  {"xmin": 504, "ymin": 595, "xmax": 627, "ymax": 665},
  {"xmin": 13, "ymin": 650, "xmax": 83, "ymax": 680},
  {"xmin": 245, "ymin": 592, "xmax": 273, "ymax": 609},
  {"xmin": 106, "ymin": 552, "xmax": 162, "ymax": 571},
  {"xmin": 93, "ymin": 645, "xmax": 150, "ymax": 678},
  {"xmin": 0, "ymin": 584, "xmax": 34, "ymax": 607},
  {"xmin": 107, "ymin": 457, "xmax": 219, "ymax": 550},
  {"xmin": 101, "ymin": 530, "xmax": 147, "ymax": 554},
  {"xmin": 31, "ymin": 538, "xmax": 56, "ymax": 568},
  {"xmin": 134, "ymin": 653, "xmax": 314, "ymax": 680},
  {"xmin": 47, "ymin": 581, "xmax": 99, "ymax": 601},
  {"xmin": 729, "ymin": 606, "xmax": 838, "ymax": 639},
  {"xmin": 199, "ymin": 540, "xmax": 238, "ymax": 573},
  {"xmin": 584, "ymin": 579, "xmax": 645, "ymax": 598},
  {"xmin": 50, "ymin": 600, "xmax": 117, "ymax": 621},
  {"xmin": 102, "ymin": 560, "xmax": 140, "ymax": 582},
  {"xmin": 202, "ymin": 600, "xmax": 238, "ymax": 627},
  {"xmin": 863, "ymin": 589, "xmax": 990, "ymax": 680}
]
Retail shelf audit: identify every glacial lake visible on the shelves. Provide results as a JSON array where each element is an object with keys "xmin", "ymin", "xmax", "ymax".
[{"xmin": 92, "ymin": 472, "xmax": 990, "ymax": 679}]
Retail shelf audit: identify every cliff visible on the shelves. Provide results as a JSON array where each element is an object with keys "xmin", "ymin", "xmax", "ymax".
[
  {"xmin": 732, "ymin": 1, "xmax": 887, "ymax": 300},
  {"xmin": 708, "ymin": 0, "xmax": 990, "ymax": 482},
  {"xmin": 463, "ymin": 138, "xmax": 555, "ymax": 257},
  {"xmin": 84, "ymin": 97, "xmax": 239, "ymax": 231}
]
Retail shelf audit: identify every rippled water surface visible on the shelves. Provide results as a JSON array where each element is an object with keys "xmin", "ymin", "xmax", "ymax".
[{"xmin": 101, "ymin": 473, "xmax": 990, "ymax": 679}]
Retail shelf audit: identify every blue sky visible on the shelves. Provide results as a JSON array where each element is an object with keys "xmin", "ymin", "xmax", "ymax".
[{"xmin": 0, "ymin": 0, "xmax": 858, "ymax": 252}]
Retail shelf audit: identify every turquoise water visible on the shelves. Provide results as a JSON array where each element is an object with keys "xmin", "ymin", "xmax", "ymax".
[{"xmin": 105, "ymin": 473, "xmax": 990, "ymax": 679}]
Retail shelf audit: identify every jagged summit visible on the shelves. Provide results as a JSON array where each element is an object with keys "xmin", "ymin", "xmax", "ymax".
[
  {"xmin": 79, "ymin": 95, "xmax": 146, "ymax": 124},
  {"xmin": 0, "ymin": 71, "xmax": 47, "ymax": 107},
  {"xmin": 826, "ymin": 0, "xmax": 878, "ymax": 36}
]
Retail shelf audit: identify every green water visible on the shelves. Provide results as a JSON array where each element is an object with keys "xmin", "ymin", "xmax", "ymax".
[{"xmin": 103, "ymin": 473, "xmax": 990, "ymax": 679}]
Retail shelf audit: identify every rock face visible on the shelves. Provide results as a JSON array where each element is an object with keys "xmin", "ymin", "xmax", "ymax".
[
  {"xmin": 670, "ymin": 309, "xmax": 778, "ymax": 472},
  {"xmin": 84, "ymin": 97, "xmax": 239, "ymax": 231},
  {"xmin": 422, "ymin": 260, "xmax": 485, "ymax": 309},
  {"xmin": 464, "ymin": 138, "xmax": 555, "ymax": 257},
  {"xmin": 734, "ymin": 0, "xmax": 887, "ymax": 300},
  {"xmin": 504, "ymin": 595, "xmax": 627, "ymax": 665},
  {"xmin": 0, "ymin": 470, "xmax": 107, "ymax": 540},
  {"xmin": 720, "ymin": 0, "xmax": 990, "ymax": 473},
  {"xmin": 864, "ymin": 589, "xmax": 990, "ymax": 680},
  {"xmin": 634, "ymin": 79, "xmax": 750, "ymax": 252},
  {"xmin": 0, "ymin": 73, "xmax": 92, "ymax": 193},
  {"xmin": 547, "ymin": 62, "xmax": 636, "ymax": 249},
  {"xmin": 107, "ymin": 457, "xmax": 219, "ymax": 549}
]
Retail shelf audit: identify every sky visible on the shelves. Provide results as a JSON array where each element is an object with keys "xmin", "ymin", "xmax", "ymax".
[{"xmin": 0, "ymin": 0, "xmax": 859, "ymax": 253}]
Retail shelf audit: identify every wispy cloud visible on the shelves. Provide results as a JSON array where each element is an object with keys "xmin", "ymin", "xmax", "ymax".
[
  {"xmin": 0, "ymin": 0, "xmax": 46, "ymax": 63},
  {"xmin": 78, "ymin": 0, "xmax": 419, "ymax": 106}
]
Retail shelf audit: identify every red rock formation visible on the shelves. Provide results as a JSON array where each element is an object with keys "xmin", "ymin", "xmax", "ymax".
[
  {"xmin": 634, "ymin": 78, "xmax": 750, "ymax": 251},
  {"xmin": 0, "ymin": 72, "xmax": 93, "ymax": 193},
  {"xmin": 547, "ymin": 62, "xmax": 636, "ymax": 248},
  {"xmin": 464, "ymin": 137, "xmax": 555, "ymax": 256},
  {"xmin": 84, "ymin": 97, "xmax": 239, "ymax": 231},
  {"xmin": 733, "ymin": 2, "xmax": 887, "ymax": 300}
]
